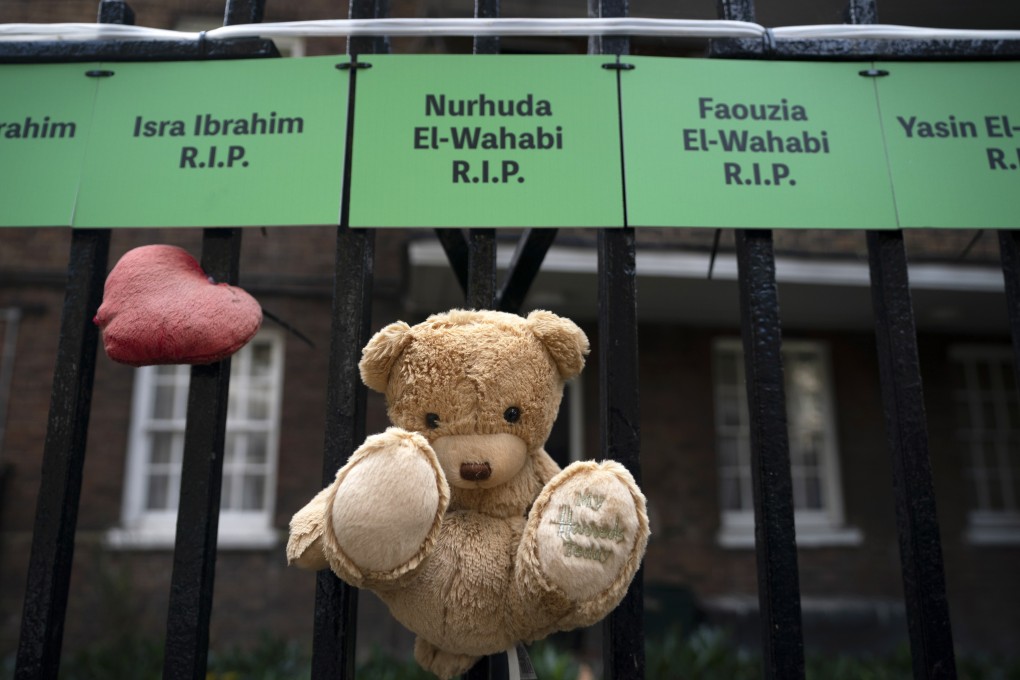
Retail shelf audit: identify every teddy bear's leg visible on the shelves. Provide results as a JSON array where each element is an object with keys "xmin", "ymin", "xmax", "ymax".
[
  {"xmin": 414, "ymin": 637, "xmax": 479, "ymax": 680},
  {"xmin": 516, "ymin": 460, "xmax": 649, "ymax": 631},
  {"xmin": 323, "ymin": 427, "xmax": 450, "ymax": 584}
]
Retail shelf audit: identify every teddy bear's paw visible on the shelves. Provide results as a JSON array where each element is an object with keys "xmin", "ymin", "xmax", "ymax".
[
  {"xmin": 413, "ymin": 637, "xmax": 479, "ymax": 680},
  {"xmin": 328, "ymin": 428, "xmax": 450, "ymax": 581},
  {"xmin": 529, "ymin": 460, "xmax": 649, "ymax": 609}
]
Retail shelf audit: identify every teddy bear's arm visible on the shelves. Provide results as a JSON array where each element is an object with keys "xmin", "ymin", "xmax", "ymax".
[
  {"xmin": 533, "ymin": 448, "xmax": 562, "ymax": 487},
  {"xmin": 512, "ymin": 460, "xmax": 650, "ymax": 636},
  {"xmin": 286, "ymin": 482, "xmax": 334, "ymax": 571},
  {"xmin": 301, "ymin": 428, "xmax": 451, "ymax": 588}
]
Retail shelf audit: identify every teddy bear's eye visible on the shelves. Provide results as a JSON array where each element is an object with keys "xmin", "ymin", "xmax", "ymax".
[
  {"xmin": 503, "ymin": 406, "xmax": 521, "ymax": 424},
  {"xmin": 425, "ymin": 413, "xmax": 440, "ymax": 430}
]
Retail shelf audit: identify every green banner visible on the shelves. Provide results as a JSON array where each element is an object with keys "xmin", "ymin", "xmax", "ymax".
[
  {"xmin": 0, "ymin": 63, "xmax": 98, "ymax": 227},
  {"xmin": 0, "ymin": 55, "xmax": 1017, "ymax": 230},
  {"xmin": 347, "ymin": 55, "xmax": 624, "ymax": 228},
  {"xmin": 876, "ymin": 61, "xmax": 1020, "ymax": 229},
  {"xmin": 73, "ymin": 56, "xmax": 349, "ymax": 228},
  {"xmin": 621, "ymin": 57, "xmax": 897, "ymax": 229}
]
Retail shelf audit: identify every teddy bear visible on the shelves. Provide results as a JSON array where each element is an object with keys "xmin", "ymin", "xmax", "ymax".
[{"xmin": 287, "ymin": 309, "xmax": 649, "ymax": 679}]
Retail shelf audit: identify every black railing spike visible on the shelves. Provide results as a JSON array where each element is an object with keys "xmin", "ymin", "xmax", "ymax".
[
  {"xmin": 717, "ymin": 1, "xmax": 806, "ymax": 678},
  {"xmin": 467, "ymin": 229, "xmax": 497, "ymax": 310},
  {"xmin": 311, "ymin": 1, "xmax": 387, "ymax": 679},
  {"xmin": 867, "ymin": 231, "xmax": 958, "ymax": 680},
  {"xmin": 13, "ymin": 228, "xmax": 110, "ymax": 680},
  {"xmin": 997, "ymin": 231, "xmax": 1020, "ymax": 402},
  {"xmin": 497, "ymin": 229, "xmax": 559, "ymax": 314}
]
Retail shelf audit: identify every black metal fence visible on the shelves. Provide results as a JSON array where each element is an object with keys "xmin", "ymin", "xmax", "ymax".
[{"xmin": 5, "ymin": 0, "xmax": 1020, "ymax": 679}]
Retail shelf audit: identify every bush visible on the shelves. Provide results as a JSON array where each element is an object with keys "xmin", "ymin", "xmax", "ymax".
[
  {"xmin": 529, "ymin": 641, "xmax": 583, "ymax": 680},
  {"xmin": 3, "ymin": 628, "xmax": 1017, "ymax": 680},
  {"xmin": 645, "ymin": 626, "xmax": 1020, "ymax": 680},
  {"xmin": 57, "ymin": 635, "xmax": 163, "ymax": 680},
  {"xmin": 647, "ymin": 626, "xmax": 759, "ymax": 680},
  {"xmin": 355, "ymin": 646, "xmax": 432, "ymax": 680},
  {"xmin": 206, "ymin": 635, "xmax": 309, "ymax": 680}
]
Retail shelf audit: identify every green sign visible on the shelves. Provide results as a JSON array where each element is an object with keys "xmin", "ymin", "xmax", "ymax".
[
  {"xmin": 621, "ymin": 57, "xmax": 897, "ymax": 229},
  {"xmin": 347, "ymin": 55, "xmax": 624, "ymax": 228},
  {"xmin": 876, "ymin": 61, "xmax": 1020, "ymax": 228},
  {"xmin": 0, "ymin": 63, "xmax": 98, "ymax": 227},
  {"xmin": 73, "ymin": 56, "xmax": 349, "ymax": 228},
  {"xmin": 1, "ymin": 56, "xmax": 1018, "ymax": 230}
]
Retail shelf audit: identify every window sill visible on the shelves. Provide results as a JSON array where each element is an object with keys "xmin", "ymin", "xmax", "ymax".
[
  {"xmin": 965, "ymin": 523, "xmax": 1020, "ymax": 546},
  {"xmin": 717, "ymin": 524, "xmax": 863, "ymax": 549},
  {"xmin": 104, "ymin": 526, "xmax": 281, "ymax": 551}
]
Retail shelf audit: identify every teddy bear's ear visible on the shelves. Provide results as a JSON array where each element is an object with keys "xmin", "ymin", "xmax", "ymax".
[
  {"xmin": 359, "ymin": 321, "xmax": 413, "ymax": 393},
  {"xmin": 526, "ymin": 310, "xmax": 590, "ymax": 380}
]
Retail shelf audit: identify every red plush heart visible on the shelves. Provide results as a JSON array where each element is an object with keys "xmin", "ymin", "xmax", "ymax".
[{"xmin": 94, "ymin": 244, "xmax": 262, "ymax": 366}]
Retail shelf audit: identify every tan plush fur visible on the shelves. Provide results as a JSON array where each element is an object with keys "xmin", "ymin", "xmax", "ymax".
[{"xmin": 288, "ymin": 309, "xmax": 649, "ymax": 679}]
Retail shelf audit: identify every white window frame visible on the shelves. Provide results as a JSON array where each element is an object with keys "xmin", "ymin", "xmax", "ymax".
[
  {"xmin": 950, "ymin": 344, "xmax": 1020, "ymax": 545},
  {"xmin": 713, "ymin": 338, "xmax": 861, "ymax": 548},
  {"xmin": 106, "ymin": 331, "xmax": 284, "ymax": 549}
]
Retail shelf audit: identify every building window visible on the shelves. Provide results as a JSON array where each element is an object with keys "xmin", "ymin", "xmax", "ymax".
[
  {"xmin": 713, "ymin": 339, "xmax": 861, "ymax": 548},
  {"xmin": 951, "ymin": 345, "xmax": 1020, "ymax": 545},
  {"xmin": 107, "ymin": 332, "xmax": 284, "ymax": 549}
]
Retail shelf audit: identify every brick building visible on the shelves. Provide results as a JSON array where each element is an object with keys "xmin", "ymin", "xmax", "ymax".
[{"xmin": 1, "ymin": 0, "xmax": 1019, "ymax": 669}]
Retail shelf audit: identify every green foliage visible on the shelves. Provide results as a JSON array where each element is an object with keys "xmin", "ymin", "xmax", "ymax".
[
  {"xmin": 805, "ymin": 647, "xmax": 912, "ymax": 680},
  {"xmin": 3, "ymin": 627, "xmax": 1016, "ymax": 680},
  {"xmin": 644, "ymin": 626, "xmax": 1020, "ymax": 680},
  {"xmin": 355, "ymin": 646, "xmax": 433, "ymax": 680},
  {"xmin": 206, "ymin": 634, "xmax": 310, "ymax": 680},
  {"xmin": 57, "ymin": 634, "xmax": 163, "ymax": 680},
  {"xmin": 53, "ymin": 632, "xmax": 310, "ymax": 680},
  {"xmin": 957, "ymin": 653, "xmax": 1020, "ymax": 680},
  {"xmin": 529, "ymin": 640, "xmax": 583, "ymax": 680},
  {"xmin": 646, "ymin": 626, "xmax": 759, "ymax": 680}
]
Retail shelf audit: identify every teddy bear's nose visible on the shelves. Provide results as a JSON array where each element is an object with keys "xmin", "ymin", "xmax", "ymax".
[{"xmin": 460, "ymin": 462, "xmax": 492, "ymax": 482}]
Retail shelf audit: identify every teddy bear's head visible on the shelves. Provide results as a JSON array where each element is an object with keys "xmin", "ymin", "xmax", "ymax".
[{"xmin": 359, "ymin": 309, "xmax": 588, "ymax": 513}]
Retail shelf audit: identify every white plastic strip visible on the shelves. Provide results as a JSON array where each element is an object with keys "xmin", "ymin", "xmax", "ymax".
[
  {"xmin": 213, "ymin": 18, "xmax": 767, "ymax": 39},
  {"xmin": 772, "ymin": 23, "xmax": 1020, "ymax": 42},
  {"xmin": 0, "ymin": 18, "xmax": 1019, "ymax": 43},
  {"xmin": 0, "ymin": 23, "xmax": 193, "ymax": 42}
]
